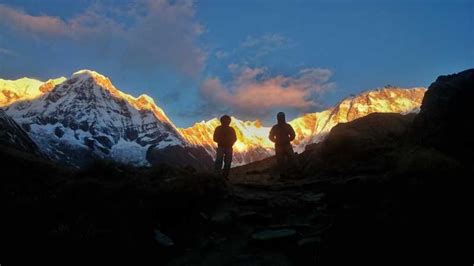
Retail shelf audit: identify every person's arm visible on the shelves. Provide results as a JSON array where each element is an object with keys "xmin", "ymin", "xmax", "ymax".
[
  {"xmin": 231, "ymin": 128, "xmax": 237, "ymax": 145},
  {"xmin": 269, "ymin": 126, "xmax": 276, "ymax": 143},
  {"xmin": 288, "ymin": 124, "xmax": 296, "ymax": 142},
  {"xmin": 213, "ymin": 127, "xmax": 220, "ymax": 143}
]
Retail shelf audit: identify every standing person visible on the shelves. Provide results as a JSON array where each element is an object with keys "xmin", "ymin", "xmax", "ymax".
[
  {"xmin": 213, "ymin": 115, "xmax": 237, "ymax": 179},
  {"xmin": 269, "ymin": 112, "xmax": 297, "ymax": 178}
]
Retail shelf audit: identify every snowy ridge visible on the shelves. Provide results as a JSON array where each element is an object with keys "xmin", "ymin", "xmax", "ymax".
[
  {"xmin": 2, "ymin": 70, "xmax": 427, "ymax": 167},
  {"xmin": 0, "ymin": 77, "xmax": 66, "ymax": 107}
]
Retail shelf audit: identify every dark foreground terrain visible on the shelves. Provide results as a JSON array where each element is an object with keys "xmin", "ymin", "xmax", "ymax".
[{"xmin": 1, "ymin": 69, "xmax": 472, "ymax": 264}]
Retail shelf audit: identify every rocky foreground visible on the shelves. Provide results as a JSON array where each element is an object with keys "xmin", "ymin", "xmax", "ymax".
[{"xmin": 1, "ymin": 69, "xmax": 472, "ymax": 264}]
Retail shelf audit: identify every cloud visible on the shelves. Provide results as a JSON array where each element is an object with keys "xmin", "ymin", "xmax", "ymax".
[
  {"xmin": 0, "ymin": 3, "xmax": 122, "ymax": 39},
  {"xmin": 0, "ymin": 5, "xmax": 70, "ymax": 37},
  {"xmin": 199, "ymin": 65, "xmax": 334, "ymax": 118},
  {"xmin": 215, "ymin": 50, "xmax": 229, "ymax": 59},
  {"xmin": 0, "ymin": 0, "xmax": 205, "ymax": 77},
  {"xmin": 241, "ymin": 33, "xmax": 291, "ymax": 57}
]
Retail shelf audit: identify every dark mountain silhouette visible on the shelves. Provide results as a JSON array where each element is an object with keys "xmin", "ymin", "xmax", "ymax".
[
  {"xmin": 0, "ymin": 108, "xmax": 40, "ymax": 154},
  {"xmin": 1, "ymin": 69, "xmax": 471, "ymax": 264},
  {"xmin": 414, "ymin": 68, "xmax": 474, "ymax": 161}
]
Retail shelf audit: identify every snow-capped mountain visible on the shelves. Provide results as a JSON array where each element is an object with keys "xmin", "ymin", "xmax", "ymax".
[
  {"xmin": 3, "ymin": 70, "xmax": 199, "ymax": 167},
  {"xmin": 289, "ymin": 87, "xmax": 427, "ymax": 151},
  {"xmin": 179, "ymin": 87, "xmax": 427, "ymax": 165}
]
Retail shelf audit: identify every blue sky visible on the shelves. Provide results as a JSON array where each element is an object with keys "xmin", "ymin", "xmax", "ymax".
[{"xmin": 0, "ymin": 0, "xmax": 473, "ymax": 127}]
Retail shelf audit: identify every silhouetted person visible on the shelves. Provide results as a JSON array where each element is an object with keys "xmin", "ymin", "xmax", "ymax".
[
  {"xmin": 213, "ymin": 115, "xmax": 237, "ymax": 179},
  {"xmin": 269, "ymin": 112, "xmax": 297, "ymax": 178}
]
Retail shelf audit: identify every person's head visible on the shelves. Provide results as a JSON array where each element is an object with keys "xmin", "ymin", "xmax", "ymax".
[
  {"xmin": 277, "ymin": 112, "xmax": 286, "ymax": 124},
  {"xmin": 220, "ymin": 115, "xmax": 231, "ymax": 126}
]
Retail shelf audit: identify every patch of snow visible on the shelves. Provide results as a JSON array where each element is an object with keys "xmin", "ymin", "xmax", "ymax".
[{"xmin": 109, "ymin": 139, "xmax": 150, "ymax": 166}]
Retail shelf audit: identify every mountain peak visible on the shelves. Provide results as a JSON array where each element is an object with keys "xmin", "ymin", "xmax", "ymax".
[
  {"xmin": 72, "ymin": 69, "xmax": 106, "ymax": 79},
  {"xmin": 67, "ymin": 69, "xmax": 121, "ymax": 97},
  {"xmin": 71, "ymin": 69, "xmax": 112, "ymax": 87}
]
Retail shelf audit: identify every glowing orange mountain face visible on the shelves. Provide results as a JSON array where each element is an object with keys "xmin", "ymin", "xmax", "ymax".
[
  {"xmin": 0, "ymin": 77, "xmax": 66, "ymax": 107},
  {"xmin": 179, "ymin": 118, "xmax": 273, "ymax": 151},
  {"xmin": 178, "ymin": 87, "xmax": 427, "ymax": 159}
]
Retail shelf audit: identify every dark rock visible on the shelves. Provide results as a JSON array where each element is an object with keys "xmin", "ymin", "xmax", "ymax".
[
  {"xmin": 269, "ymin": 196, "xmax": 299, "ymax": 209},
  {"xmin": 154, "ymin": 229, "xmax": 174, "ymax": 247},
  {"xmin": 79, "ymin": 121, "xmax": 89, "ymax": 131},
  {"xmin": 54, "ymin": 126, "xmax": 64, "ymax": 138},
  {"xmin": 93, "ymin": 136, "xmax": 114, "ymax": 149},
  {"xmin": 252, "ymin": 228, "xmax": 297, "ymax": 241},
  {"xmin": 199, "ymin": 212, "xmax": 209, "ymax": 220},
  {"xmin": 124, "ymin": 127, "xmax": 139, "ymax": 141},
  {"xmin": 210, "ymin": 210, "xmax": 233, "ymax": 225},
  {"xmin": 147, "ymin": 145, "xmax": 214, "ymax": 172},
  {"xmin": 237, "ymin": 211, "xmax": 273, "ymax": 223},
  {"xmin": 299, "ymin": 193, "xmax": 325, "ymax": 204},
  {"xmin": 269, "ymin": 223, "xmax": 313, "ymax": 230},
  {"xmin": 297, "ymin": 237, "xmax": 321, "ymax": 247}
]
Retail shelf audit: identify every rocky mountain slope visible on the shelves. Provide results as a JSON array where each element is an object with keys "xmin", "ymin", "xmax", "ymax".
[{"xmin": 0, "ymin": 109, "xmax": 39, "ymax": 154}]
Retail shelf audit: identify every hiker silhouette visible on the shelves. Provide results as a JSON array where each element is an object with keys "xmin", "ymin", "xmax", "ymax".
[
  {"xmin": 269, "ymin": 112, "xmax": 297, "ymax": 178},
  {"xmin": 213, "ymin": 115, "xmax": 237, "ymax": 179}
]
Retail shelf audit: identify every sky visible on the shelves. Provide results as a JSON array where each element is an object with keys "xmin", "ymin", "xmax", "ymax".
[{"xmin": 0, "ymin": 0, "xmax": 473, "ymax": 127}]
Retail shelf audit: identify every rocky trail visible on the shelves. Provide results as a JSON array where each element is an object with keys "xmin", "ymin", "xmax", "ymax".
[{"xmin": 164, "ymin": 171, "xmax": 337, "ymax": 265}]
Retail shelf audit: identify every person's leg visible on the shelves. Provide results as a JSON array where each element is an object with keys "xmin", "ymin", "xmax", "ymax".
[
  {"xmin": 285, "ymin": 145, "xmax": 297, "ymax": 167},
  {"xmin": 214, "ymin": 147, "xmax": 224, "ymax": 174},
  {"xmin": 222, "ymin": 147, "xmax": 233, "ymax": 179},
  {"xmin": 284, "ymin": 144, "xmax": 298, "ymax": 176},
  {"xmin": 275, "ymin": 146, "xmax": 286, "ymax": 178}
]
